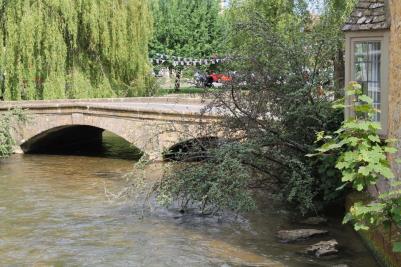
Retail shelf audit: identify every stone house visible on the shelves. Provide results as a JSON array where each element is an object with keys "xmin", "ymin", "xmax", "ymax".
[{"xmin": 343, "ymin": 0, "xmax": 401, "ymax": 177}]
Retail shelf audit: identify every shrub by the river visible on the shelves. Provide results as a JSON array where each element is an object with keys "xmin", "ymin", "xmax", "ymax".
[{"xmin": 155, "ymin": 142, "xmax": 256, "ymax": 215}]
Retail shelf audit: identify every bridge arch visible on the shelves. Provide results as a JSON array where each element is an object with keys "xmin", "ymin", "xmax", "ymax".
[
  {"xmin": 20, "ymin": 124, "xmax": 135, "ymax": 153},
  {"xmin": 19, "ymin": 124, "xmax": 141, "ymax": 156},
  {"xmin": 12, "ymin": 112, "xmax": 168, "ymax": 159},
  {"xmin": 163, "ymin": 136, "xmax": 220, "ymax": 161}
]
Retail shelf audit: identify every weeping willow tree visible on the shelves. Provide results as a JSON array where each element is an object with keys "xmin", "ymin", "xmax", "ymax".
[{"xmin": 0, "ymin": 0, "xmax": 153, "ymax": 100}]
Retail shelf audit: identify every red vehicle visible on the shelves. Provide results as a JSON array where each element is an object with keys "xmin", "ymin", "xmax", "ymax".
[
  {"xmin": 194, "ymin": 70, "xmax": 232, "ymax": 88},
  {"xmin": 209, "ymin": 73, "xmax": 232, "ymax": 82},
  {"xmin": 204, "ymin": 72, "xmax": 232, "ymax": 87}
]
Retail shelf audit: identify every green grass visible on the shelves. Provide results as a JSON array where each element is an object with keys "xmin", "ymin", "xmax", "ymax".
[{"xmin": 157, "ymin": 87, "xmax": 211, "ymax": 95}]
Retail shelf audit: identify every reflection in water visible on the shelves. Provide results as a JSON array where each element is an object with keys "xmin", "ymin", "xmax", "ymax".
[{"xmin": 0, "ymin": 134, "xmax": 379, "ymax": 266}]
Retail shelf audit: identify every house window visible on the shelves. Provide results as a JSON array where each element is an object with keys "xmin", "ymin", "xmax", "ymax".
[{"xmin": 354, "ymin": 41, "xmax": 381, "ymax": 121}]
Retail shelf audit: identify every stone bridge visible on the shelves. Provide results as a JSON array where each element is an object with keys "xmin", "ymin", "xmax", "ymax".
[{"xmin": 0, "ymin": 97, "xmax": 219, "ymax": 161}]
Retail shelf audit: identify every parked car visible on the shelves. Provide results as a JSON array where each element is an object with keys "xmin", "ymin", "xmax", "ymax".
[{"xmin": 194, "ymin": 71, "xmax": 232, "ymax": 88}]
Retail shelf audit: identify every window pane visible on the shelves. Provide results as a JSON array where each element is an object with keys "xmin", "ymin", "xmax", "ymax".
[
  {"xmin": 355, "ymin": 43, "xmax": 368, "ymax": 62},
  {"xmin": 355, "ymin": 63, "xmax": 367, "ymax": 80},
  {"xmin": 353, "ymin": 41, "xmax": 381, "ymax": 122}
]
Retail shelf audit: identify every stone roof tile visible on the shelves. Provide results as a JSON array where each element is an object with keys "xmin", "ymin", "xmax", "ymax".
[{"xmin": 342, "ymin": 0, "xmax": 390, "ymax": 32}]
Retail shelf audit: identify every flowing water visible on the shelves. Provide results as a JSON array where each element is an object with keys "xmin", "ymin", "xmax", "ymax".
[{"xmin": 0, "ymin": 132, "xmax": 379, "ymax": 266}]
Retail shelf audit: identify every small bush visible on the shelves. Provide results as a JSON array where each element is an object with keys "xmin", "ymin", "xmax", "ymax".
[
  {"xmin": 313, "ymin": 82, "xmax": 401, "ymax": 252},
  {"xmin": 0, "ymin": 109, "xmax": 26, "ymax": 158}
]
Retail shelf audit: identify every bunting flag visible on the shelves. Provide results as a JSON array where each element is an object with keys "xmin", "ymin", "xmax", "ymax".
[{"xmin": 150, "ymin": 53, "xmax": 228, "ymax": 66}]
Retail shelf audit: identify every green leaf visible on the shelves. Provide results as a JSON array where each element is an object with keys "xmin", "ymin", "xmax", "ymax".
[
  {"xmin": 358, "ymin": 166, "xmax": 370, "ymax": 176},
  {"xmin": 354, "ymin": 222, "xmax": 369, "ymax": 231},
  {"xmin": 384, "ymin": 147, "xmax": 397, "ymax": 154},
  {"xmin": 317, "ymin": 142, "xmax": 342, "ymax": 153},
  {"xmin": 336, "ymin": 161, "xmax": 350, "ymax": 170},
  {"xmin": 342, "ymin": 171, "xmax": 355, "ymax": 182},
  {"xmin": 315, "ymin": 131, "xmax": 325, "ymax": 142},
  {"xmin": 343, "ymin": 212, "xmax": 353, "ymax": 224},
  {"xmin": 368, "ymin": 135, "xmax": 381, "ymax": 143},
  {"xmin": 378, "ymin": 167, "xmax": 395, "ymax": 179},
  {"xmin": 332, "ymin": 103, "xmax": 346, "ymax": 109},
  {"xmin": 358, "ymin": 94, "xmax": 374, "ymax": 104},
  {"xmin": 356, "ymin": 183, "xmax": 364, "ymax": 191}
]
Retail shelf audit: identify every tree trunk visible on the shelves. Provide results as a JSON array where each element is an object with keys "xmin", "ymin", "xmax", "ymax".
[
  {"xmin": 334, "ymin": 47, "xmax": 345, "ymax": 95},
  {"xmin": 174, "ymin": 68, "xmax": 181, "ymax": 92}
]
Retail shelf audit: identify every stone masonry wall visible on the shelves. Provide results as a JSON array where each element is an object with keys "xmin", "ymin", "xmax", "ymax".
[{"xmin": 388, "ymin": 0, "xmax": 401, "ymax": 178}]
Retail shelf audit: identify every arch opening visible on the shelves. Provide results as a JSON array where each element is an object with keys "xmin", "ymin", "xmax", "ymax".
[
  {"xmin": 21, "ymin": 125, "xmax": 143, "ymax": 160},
  {"xmin": 164, "ymin": 137, "xmax": 220, "ymax": 162}
]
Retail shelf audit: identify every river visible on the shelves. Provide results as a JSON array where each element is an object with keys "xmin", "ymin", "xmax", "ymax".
[{"xmin": 0, "ymin": 132, "xmax": 379, "ymax": 266}]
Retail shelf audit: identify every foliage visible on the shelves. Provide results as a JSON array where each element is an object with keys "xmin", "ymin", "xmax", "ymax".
[
  {"xmin": 0, "ymin": 0, "xmax": 153, "ymax": 100},
  {"xmin": 0, "ymin": 109, "xmax": 26, "ymax": 157},
  {"xmin": 227, "ymin": 0, "xmax": 356, "ymax": 89},
  {"xmin": 149, "ymin": 0, "xmax": 225, "ymax": 58},
  {"xmin": 155, "ymin": 142, "xmax": 256, "ymax": 214},
  {"xmin": 314, "ymin": 82, "xmax": 401, "ymax": 252},
  {"xmin": 192, "ymin": 0, "xmax": 356, "ymax": 214}
]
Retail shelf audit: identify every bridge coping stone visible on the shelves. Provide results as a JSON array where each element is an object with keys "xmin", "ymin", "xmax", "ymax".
[{"xmin": 0, "ymin": 96, "xmax": 208, "ymax": 105}]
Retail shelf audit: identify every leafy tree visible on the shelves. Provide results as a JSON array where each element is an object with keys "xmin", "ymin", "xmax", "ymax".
[
  {"xmin": 320, "ymin": 0, "xmax": 358, "ymax": 89},
  {"xmin": 149, "ymin": 0, "xmax": 224, "ymax": 58},
  {"xmin": 0, "ymin": 0, "xmax": 153, "ymax": 100}
]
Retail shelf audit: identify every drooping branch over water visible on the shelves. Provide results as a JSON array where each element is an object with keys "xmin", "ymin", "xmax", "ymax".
[{"xmin": 0, "ymin": 0, "xmax": 153, "ymax": 100}]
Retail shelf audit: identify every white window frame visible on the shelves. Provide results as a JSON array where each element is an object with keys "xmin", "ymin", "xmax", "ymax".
[{"xmin": 345, "ymin": 31, "xmax": 390, "ymax": 135}]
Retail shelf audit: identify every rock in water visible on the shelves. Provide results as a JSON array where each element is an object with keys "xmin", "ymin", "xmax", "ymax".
[
  {"xmin": 277, "ymin": 229, "xmax": 328, "ymax": 242},
  {"xmin": 306, "ymin": 239, "xmax": 339, "ymax": 257},
  {"xmin": 300, "ymin": 217, "xmax": 328, "ymax": 225}
]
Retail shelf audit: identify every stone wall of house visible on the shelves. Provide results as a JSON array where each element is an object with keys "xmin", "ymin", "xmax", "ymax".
[{"xmin": 387, "ymin": 0, "xmax": 401, "ymax": 178}]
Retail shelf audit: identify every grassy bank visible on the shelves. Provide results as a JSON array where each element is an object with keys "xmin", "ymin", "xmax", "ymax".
[{"xmin": 156, "ymin": 87, "xmax": 214, "ymax": 96}]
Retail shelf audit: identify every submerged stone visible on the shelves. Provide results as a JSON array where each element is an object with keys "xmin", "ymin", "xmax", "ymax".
[
  {"xmin": 277, "ymin": 229, "xmax": 328, "ymax": 242},
  {"xmin": 306, "ymin": 239, "xmax": 339, "ymax": 257}
]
